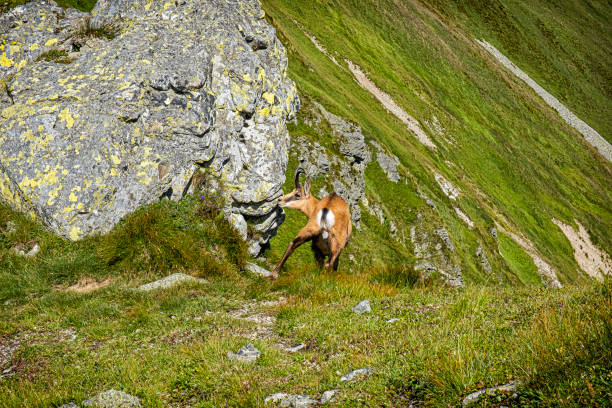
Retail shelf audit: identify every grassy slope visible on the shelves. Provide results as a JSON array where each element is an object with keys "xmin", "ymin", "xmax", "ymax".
[
  {"xmin": 261, "ymin": 0, "xmax": 611, "ymax": 285},
  {"xmin": 1, "ymin": 201, "xmax": 611, "ymax": 406},
  {"xmin": 1, "ymin": 0, "xmax": 612, "ymax": 406}
]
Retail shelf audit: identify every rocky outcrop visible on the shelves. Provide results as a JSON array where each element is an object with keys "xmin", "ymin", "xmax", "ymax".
[
  {"xmin": 292, "ymin": 103, "xmax": 369, "ymax": 227},
  {"xmin": 0, "ymin": 0, "xmax": 299, "ymax": 252},
  {"xmin": 411, "ymin": 213, "xmax": 464, "ymax": 287}
]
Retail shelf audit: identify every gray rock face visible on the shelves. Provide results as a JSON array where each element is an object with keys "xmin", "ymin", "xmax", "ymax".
[
  {"xmin": 411, "ymin": 219, "xmax": 464, "ymax": 287},
  {"xmin": 340, "ymin": 368, "xmax": 372, "ymax": 382},
  {"xmin": 352, "ymin": 299, "xmax": 371, "ymax": 314},
  {"xmin": 0, "ymin": 0, "xmax": 299, "ymax": 252},
  {"xmin": 371, "ymin": 141, "xmax": 400, "ymax": 182},
  {"xmin": 292, "ymin": 102, "xmax": 371, "ymax": 227},
  {"xmin": 136, "ymin": 273, "xmax": 206, "ymax": 291},
  {"xmin": 82, "ymin": 389, "xmax": 141, "ymax": 408},
  {"xmin": 227, "ymin": 343, "xmax": 260, "ymax": 363}
]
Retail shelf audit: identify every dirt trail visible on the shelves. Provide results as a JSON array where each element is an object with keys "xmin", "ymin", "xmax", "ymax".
[
  {"xmin": 552, "ymin": 219, "xmax": 611, "ymax": 281},
  {"xmin": 477, "ymin": 40, "xmax": 612, "ymax": 163}
]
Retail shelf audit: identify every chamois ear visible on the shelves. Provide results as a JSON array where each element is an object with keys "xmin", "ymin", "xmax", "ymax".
[{"xmin": 304, "ymin": 177, "xmax": 311, "ymax": 197}]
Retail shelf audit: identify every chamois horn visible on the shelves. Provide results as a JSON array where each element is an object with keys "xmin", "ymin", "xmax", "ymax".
[{"xmin": 294, "ymin": 168, "xmax": 305, "ymax": 189}]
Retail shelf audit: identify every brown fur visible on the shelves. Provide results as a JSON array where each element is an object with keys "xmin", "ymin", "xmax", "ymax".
[{"xmin": 271, "ymin": 172, "xmax": 352, "ymax": 279}]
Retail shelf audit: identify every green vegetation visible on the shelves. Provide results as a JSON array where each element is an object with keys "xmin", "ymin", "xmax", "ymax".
[
  {"xmin": 1, "ymin": 0, "xmax": 96, "ymax": 13},
  {"xmin": 262, "ymin": 0, "xmax": 611, "ymax": 286},
  {"xmin": 35, "ymin": 49, "xmax": 73, "ymax": 64},
  {"xmin": 1, "ymin": 200, "xmax": 610, "ymax": 406},
  {"xmin": 1, "ymin": 0, "xmax": 611, "ymax": 406}
]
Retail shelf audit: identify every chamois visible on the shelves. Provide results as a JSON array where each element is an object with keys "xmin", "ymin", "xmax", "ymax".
[{"xmin": 271, "ymin": 168, "xmax": 352, "ymax": 278}]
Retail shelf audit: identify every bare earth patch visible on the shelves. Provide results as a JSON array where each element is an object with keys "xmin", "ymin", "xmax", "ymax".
[
  {"xmin": 64, "ymin": 277, "xmax": 112, "ymax": 293},
  {"xmin": 552, "ymin": 219, "xmax": 612, "ymax": 281},
  {"xmin": 345, "ymin": 59, "xmax": 436, "ymax": 149}
]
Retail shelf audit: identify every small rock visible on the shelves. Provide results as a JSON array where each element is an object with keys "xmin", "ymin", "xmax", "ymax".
[
  {"xmin": 227, "ymin": 344, "xmax": 260, "ymax": 363},
  {"xmin": 59, "ymin": 404, "xmax": 79, "ymax": 408},
  {"xmin": 136, "ymin": 273, "xmax": 206, "ymax": 291},
  {"xmin": 265, "ymin": 393, "xmax": 318, "ymax": 407},
  {"xmin": 246, "ymin": 262, "xmax": 274, "ymax": 278},
  {"xmin": 489, "ymin": 226, "xmax": 498, "ymax": 239},
  {"xmin": 283, "ymin": 343, "xmax": 305, "ymax": 353},
  {"xmin": 82, "ymin": 389, "xmax": 141, "ymax": 407},
  {"xmin": 320, "ymin": 390, "xmax": 337, "ymax": 404},
  {"xmin": 462, "ymin": 382, "xmax": 519, "ymax": 407},
  {"xmin": 386, "ymin": 318, "xmax": 399, "ymax": 323},
  {"xmin": 340, "ymin": 368, "xmax": 372, "ymax": 382},
  {"xmin": 5, "ymin": 221, "xmax": 16, "ymax": 233},
  {"xmin": 352, "ymin": 300, "xmax": 371, "ymax": 314}
]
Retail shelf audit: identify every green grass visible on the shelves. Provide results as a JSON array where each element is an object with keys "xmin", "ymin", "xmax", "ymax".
[
  {"xmin": 0, "ymin": 203, "xmax": 610, "ymax": 406},
  {"xmin": 35, "ymin": 49, "xmax": 73, "ymax": 64}
]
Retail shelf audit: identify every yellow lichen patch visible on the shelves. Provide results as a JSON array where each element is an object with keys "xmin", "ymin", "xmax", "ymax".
[
  {"xmin": 30, "ymin": 43, "xmax": 40, "ymax": 51},
  {"xmin": 258, "ymin": 106, "xmax": 270, "ymax": 117},
  {"xmin": 69, "ymin": 192, "xmax": 78, "ymax": 202},
  {"xmin": 58, "ymin": 108, "xmax": 75, "ymax": 129},
  {"xmin": 44, "ymin": 38, "xmax": 58, "ymax": 47},
  {"xmin": 0, "ymin": 52, "xmax": 14, "ymax": 67},
  {"xmin": 69, "ymin": 225, "xmax": 82, "ymax": 240},
  {"xmin": 110, "ymin": 155, "xmax": 121, "ymax": 166},
  {"xmin": 243, "ymin": 73, "xmax": 252, "ymax": 82},
  {"xmin": 16, "ymin": 59, "xmax": 27, "ymax": 71},
  {"xmin": 262, "ymin": 92, "xmax": 275, "ymax": 104}
]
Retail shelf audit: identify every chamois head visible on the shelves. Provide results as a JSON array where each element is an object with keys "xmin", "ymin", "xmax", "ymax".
[{"xmin": 279, "ymin": 168, "xmax": 313, "ymax": 210}]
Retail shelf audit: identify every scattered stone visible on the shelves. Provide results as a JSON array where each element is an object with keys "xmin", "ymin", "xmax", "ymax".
[
  {"xmin": 283, "ymin": 343, "xmax": 305, "ymax": 353},
  {"xmin": 12, "ymin": 241, "xmax": 40, "ymax": 257},
  {"xmin": 136, "ymin": 273, "xmax": 206, "ymax": 292},
  {"xmin": 475, "ymin": 245, "xmax": 493, "ymax": 275},
  {"xmin": 489, "ymin": 226, "xmax": 498, "ymax": 239},
  {"xmin": 462, "ymin": 382, "xmax": 519, "ymax": 407},
  {"xmin": 5, "ymin": 221, "xmax": 16, "ymax": 233},
  {"xmin": 0, "ymin": 335, "xmax": 19, "ymax": 379},
  {"xmin": 340, "ymin": 368, "xmax": 372, "ymax": 382},
  {"xmin": 265, "ymin": 393, "xmax": 318, "ymax": 407},
  {"xmin": 352, "ymin": 300, "xmax": 371, "ymax": 314},
  {"xmin": 246, "ymin": 262, "xmax": 274, "ymax": 278},
  {"xmin": 59, "ymin": 404, "xmax": 79, "ymax": 408},
  {"xmin": 227, "ymin": 344, "xmax": 260, "ymax": 363},
  {"xmin": 434, "ymin": 228, "xmax": 454, "ymax": 252},
  {"xmin": 434, "ymin": 173, "xmax": 460, "ymax": 200},
  {"xmin": 82, "ymin": 389, "xmax": 141, "ymax": 408},
  {"xmin": 454, "ymin": 207, "xmax": 474, "ymax": 229},
  {"xmin": 386, "ymin": 318, "xmax": 400, "ymax": 323},
  {"xmin": 320, "ymin": 390, "xmax": 337, "ymax": 404}
]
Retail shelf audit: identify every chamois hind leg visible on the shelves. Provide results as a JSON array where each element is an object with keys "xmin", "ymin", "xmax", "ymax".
[
  {"xmin": 311, "ymin": 240, "xmax": 325, "ymax": 269},
  {"xmin": 325, "ymin": 237, "xmax": 342, "ymax": 270}
]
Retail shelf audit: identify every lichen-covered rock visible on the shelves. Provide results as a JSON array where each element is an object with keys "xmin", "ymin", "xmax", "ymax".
[
  {"xmin": 82, "ymin": 389, "xmax": 141, "ymax": 408},
  {"xmin": 0, "ymin": 0, "xmax": 299, "ymax": 250}
]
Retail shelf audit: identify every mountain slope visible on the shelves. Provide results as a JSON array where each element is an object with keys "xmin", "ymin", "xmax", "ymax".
[{"xmin": 261, "ymin": 0, "xmax": 611, "ymax": 285}]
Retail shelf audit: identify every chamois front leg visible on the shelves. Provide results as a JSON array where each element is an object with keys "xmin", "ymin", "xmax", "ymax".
[{"xmin": 272, "ymin": 225, "xmax": 318, "ymax": 279}]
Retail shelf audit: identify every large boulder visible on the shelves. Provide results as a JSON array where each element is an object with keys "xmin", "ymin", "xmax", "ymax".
[{"xmin": 0, "ymin": 0, "xmax": 299, "ymax": 253}]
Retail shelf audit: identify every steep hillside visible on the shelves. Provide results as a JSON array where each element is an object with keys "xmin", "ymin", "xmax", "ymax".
[
  {"xmin": 261, "ymin": 0, "xmax": 611, "ymax": 286},
  {"xmin": 1, "ymin": 1, "xmax": 612, "ymax": 407}
]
